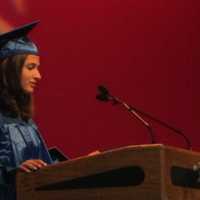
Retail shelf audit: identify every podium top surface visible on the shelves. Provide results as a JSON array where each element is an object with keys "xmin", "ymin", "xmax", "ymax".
[{"xmin": 70, "ymin": 144, "xmax": 200, "ymax": 162}]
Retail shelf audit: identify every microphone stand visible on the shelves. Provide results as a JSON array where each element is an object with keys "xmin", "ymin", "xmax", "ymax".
[
  {"xmin": 109, "ymin": 95, "xmax": 156, "ymax": 144},
  {"xmin": 128, "ymin": 105, "xmax": 191, "ymax": 150},
  {"xmin": 96, "ymin": 85, "xmax": 191, "ymax": 149},
  {"xmin": 111, "ymin": 96, "xmax": 191, "ymax": 150}
]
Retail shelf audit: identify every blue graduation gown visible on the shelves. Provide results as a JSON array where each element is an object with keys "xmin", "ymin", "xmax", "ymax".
[{"xmin": 0, "ymin": 113, "xmax": 53, "ymax": 200}]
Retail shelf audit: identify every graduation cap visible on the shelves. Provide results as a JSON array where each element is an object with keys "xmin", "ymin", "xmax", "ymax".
[{"xmin": 0, "ymin": 21, "xmax": 39, "ymax": 59}]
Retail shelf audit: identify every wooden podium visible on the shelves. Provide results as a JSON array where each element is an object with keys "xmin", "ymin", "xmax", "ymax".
[{"xmin": 16, "ymin": 144, "xmax": 200, "ymax": 200}]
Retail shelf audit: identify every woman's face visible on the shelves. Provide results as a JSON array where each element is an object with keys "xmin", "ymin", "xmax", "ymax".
[{"xmin": 21, "ymin": 54, "xmax": 41, "ymax": 94}]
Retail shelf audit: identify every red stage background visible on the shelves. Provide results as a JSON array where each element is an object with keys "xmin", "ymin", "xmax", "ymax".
[{"xmin": 1, "ymin": 0, "xmax": 199, "ymax": 158}]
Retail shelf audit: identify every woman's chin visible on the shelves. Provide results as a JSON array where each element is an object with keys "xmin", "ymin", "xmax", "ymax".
[{"xmin": 23, "ymin": 87, "xmax": 34, "ymax": 94}]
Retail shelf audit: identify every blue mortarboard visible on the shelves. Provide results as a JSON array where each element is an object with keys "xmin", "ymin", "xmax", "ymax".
[{"xmin": 0, "ymin": 21, "xmax": 39, "ymax": 59}]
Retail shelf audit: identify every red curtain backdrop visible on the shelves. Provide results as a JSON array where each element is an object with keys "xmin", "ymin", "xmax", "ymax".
[{"xmin": 1, "ymin": 0, "xmax": 199, "ymax": 157}]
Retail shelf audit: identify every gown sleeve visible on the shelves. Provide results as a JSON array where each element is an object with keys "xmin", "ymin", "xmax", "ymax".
[{"xmin": 0, "ymin": 124, "xmax": 17, "ymax": 200}]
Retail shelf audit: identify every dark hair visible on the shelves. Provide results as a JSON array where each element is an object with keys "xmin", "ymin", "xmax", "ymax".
[{"xmin": 0, "ymin": 54, "xmax": 33, "ymax": 120}]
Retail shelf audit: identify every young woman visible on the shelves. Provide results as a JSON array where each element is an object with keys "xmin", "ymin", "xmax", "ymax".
[
  {"xmin": 0, "ymin": 21, "xmax": 53, "ymax": 200},
  {"xmin": 0, "ymin": 21, "xmax": 100, "ymax": 200}
]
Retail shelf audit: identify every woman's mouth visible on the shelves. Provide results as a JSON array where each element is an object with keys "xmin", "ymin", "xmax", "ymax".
[{"xmin": 30, "ymin": 82, "xmax": 37, "ymax": 88}]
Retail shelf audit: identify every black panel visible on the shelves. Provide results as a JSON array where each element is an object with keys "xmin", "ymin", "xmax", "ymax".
[
  {"xmin": 36, "ymin": 166, "xmax": 145, "ymax": 191},
  {"xmin": 171, "ymin": 166, "xmax": 200, "ymax": 189}
]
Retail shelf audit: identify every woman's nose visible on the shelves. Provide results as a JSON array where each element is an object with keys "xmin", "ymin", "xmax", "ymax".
[{"xmin": 34, "ymin": 69, "xmax": 42, "ymax": 80}]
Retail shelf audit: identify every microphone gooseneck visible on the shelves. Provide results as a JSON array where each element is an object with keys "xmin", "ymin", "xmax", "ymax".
[{"xmin": 96, "ymin": 85, "xmax": 156, "ymax": 144}]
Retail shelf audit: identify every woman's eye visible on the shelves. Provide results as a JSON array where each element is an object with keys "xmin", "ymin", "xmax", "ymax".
[{"xmin": 26, "ymin": 64, "xmax": 36, "ymax": 70}]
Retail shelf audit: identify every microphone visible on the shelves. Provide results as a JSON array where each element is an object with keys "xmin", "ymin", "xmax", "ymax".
[
  {"xmin": 96, "ymin": 85, "xmax": 120, "ymax": 104},
  {"xmin": 96, "ymin": 86, "xmax": 110, "ymax": 102},
  {"xmin": 96, "ymin": 85, "xmax": 156, "ymax": 144},
  {"xmin": 96, "ymin": 85, "xmax": 191, "ymax": 149}
]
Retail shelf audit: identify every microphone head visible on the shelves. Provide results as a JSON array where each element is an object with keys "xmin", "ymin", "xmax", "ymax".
[
  {"xmin": 97, "ymin": 85, "xmax": 109, "ymax": 95},
  {"xmin": 96, "ymin": 85, "xmax": 110, "ymax": 102},
  {"xmin": 96, "ymin": 94, "xmax": 110, "ymax": 101}
]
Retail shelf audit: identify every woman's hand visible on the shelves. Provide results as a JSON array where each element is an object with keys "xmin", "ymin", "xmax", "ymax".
[
  {"xmin": 19, "ymin": 159, "xmax": 47, "ymax": 173},
  {"xmin": 87, "ymin": 150, "xmax": 101, "ymax": 156}
]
